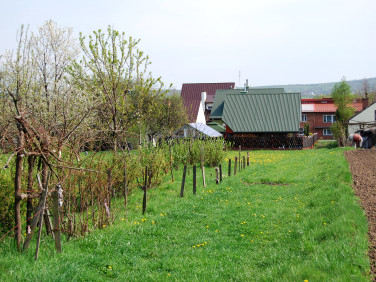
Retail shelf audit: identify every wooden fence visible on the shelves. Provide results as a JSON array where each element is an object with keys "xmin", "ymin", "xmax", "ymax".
[{"xmin": 227, "ymin": 134, "xmax": 318, "ymax": 150}]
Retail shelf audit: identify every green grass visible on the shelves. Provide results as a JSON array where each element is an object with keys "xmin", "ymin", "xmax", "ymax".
[{"xmin": 0, "ymin": 148, "xmax": 370, "ymax": 281}]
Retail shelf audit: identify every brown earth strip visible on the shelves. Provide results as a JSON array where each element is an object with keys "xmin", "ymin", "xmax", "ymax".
[{"xmin": 345, "ymin": 149, "xmax": 376, "ymax": 279}]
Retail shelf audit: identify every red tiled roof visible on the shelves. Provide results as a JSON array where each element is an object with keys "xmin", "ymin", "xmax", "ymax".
[{"xmin": 181, "ymin": 82, "xmax": 235, "ymax": 122}]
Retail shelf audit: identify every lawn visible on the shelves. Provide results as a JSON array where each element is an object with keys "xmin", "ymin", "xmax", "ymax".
[{"xmin": 0, "ymin": 148, "xmax": 370, "ymax": 281}]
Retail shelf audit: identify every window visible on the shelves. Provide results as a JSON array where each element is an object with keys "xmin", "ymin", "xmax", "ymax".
[
  {"xmin": 323, "ymin": 115, "xmax": 336, "ymax": 123},
  {"xmin": 323, "ymin": 129, "xmax": 333, "ymax": 136},
  {"xmin": 299, "ymin": 128, "xmax": 304, "ymax": 135},
  {"xmin": 301, "ymin": 114, "xmax": 307, "ymax": 122}
]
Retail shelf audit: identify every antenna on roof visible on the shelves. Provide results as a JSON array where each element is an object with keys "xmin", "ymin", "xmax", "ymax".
[{"xmin": 238, "ymin": 71, "xmax": 241, "ymax": 88}]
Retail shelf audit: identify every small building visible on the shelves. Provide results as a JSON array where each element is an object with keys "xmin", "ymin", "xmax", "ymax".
[
  {"xmin": 347, "ymin": 101, "xmax": 376, "ymax": 135},
  {"xmin": 174, "ymin": 123, "xmax": 222, "ymax": 138},
  {"xmin": 222, "ymin": 92, "xmax": 301, "ymax": 137},
  {"xmin": 300, "ymin": 98, "xmax": 367, "ymax": 139}
]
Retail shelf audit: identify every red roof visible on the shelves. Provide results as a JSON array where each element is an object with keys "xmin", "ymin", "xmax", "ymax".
[
  {"xmin": 314, "ymin": 103, "xmax": 337, "ymax": 112},
  {"xmin": 181, "ymin": 82, "xmax": 235, "ymax": 122},
  {"xmin": 301, "ymin": 99, "xmax": 365, "ymax": 113}
]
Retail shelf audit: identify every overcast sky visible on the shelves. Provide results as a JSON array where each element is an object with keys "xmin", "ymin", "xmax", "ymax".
[{"xmin": 1, "ymin": 0, "xmax": 375, "ymax": 89}]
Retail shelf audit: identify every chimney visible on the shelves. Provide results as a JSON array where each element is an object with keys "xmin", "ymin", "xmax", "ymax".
[{"xmin": 201, "ymin": 91, "xmax": 207, "ymax": 110}]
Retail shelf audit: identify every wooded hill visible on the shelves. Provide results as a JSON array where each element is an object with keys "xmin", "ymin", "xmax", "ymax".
[{"xmin": 255, "ymin": 77, "xmax": 376, "ymax": 97}]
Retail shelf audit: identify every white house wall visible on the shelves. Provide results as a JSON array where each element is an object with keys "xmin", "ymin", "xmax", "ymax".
[{"xmin": 348, "ymin": 103, "xmax": 376, "ymax": 135}]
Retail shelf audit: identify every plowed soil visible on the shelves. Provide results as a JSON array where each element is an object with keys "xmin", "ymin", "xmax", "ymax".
[{"xmin": 345, "ymin": 149, "xmax": 376, "ymax": 278}]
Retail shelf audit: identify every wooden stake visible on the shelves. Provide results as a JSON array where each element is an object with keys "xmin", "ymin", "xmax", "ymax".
[
  {"xmin": 23, "ymin": 174, "xmax": 48, "ymax": 251},
  {"xmin": 169, "ymin": 142, "xmax": 174, "ymax": 182},
  {"xmin": 234, "ymin": 157, "xmax": 238, "ymax": 175},
  {"xmin": 239, "ymin": 146, "xmax": 241, "ymax": 171},
  {"xmin": 193, "ymin": 165, "xmax": 197, "ymax": 195},
  {"xmin": 219, "ymin": 164, "xmax": 223, "ymax": 182},
  {"xmin": 142, "ymin": 166, "xmax": 148, "ymax": 214},
  {"xmin": 124, "ymin": 163, "xmax": 128, "ymax": 218},
  {"xmin": 243, "ymin": 156, "xmax": 246, "ymax": 169},
  {"xmin": 52, "ymin": 184, "xmax": 62, "ymax": 252},
  {"xmin": 228, "ymin": 159, "xmax": 231, "ymax": 177},
  {"xmin": 180, "ymin": 165, "xmax": 187, "ymax": 197},
  {"xmin": 35, "ymin": 172, "xmax": 49, "ymax": 261},
  {"xmin": 201, "ymin": 165, "xmax": 206, "ymax": 188},
  {"xmin": 247, "ymin": 152, "xmax": 250, "ymax": 166},
  {"xmin": 201, "ymin": 143, "xmax": 206, "ymax": 188},
  {"xmin": 44, "ymin": 208, "xmax": 54, "ymax": 237},
  {"xmin": 215, "ymin": 167, "xmax": 219, "ymax": 184}
]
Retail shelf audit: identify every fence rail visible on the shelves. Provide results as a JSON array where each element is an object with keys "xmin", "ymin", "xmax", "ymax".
[{"xmin": 227, "ymin": 134, "xmax": 318, "ymax": 150}]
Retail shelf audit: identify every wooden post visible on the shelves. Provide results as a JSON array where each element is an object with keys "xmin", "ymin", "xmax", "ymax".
[
  {"xmin": 193, "ymin": 165, "xmax": 197, "ymax": 195},
  {"xmin": 124, "ymin": 164, "xmax": 128, "ymax": 218},
  {"xmin": 107, "ymin": 169, "xmax": 112, "ymax": 207},
  {"xmin": 180, "ymin": 165, "xmax": 187, "ymax": 197},
  {"xmin": 201, "ymin": 165, "xmax": 206, "ymax": 188},
  {"xmin": 52, "ymin": 184, "xmax": 62, "ymax": 252},
  {"xmin": 35, "ymin": 172, "xmax": 49, "ymax": 261},
  {"xmin": 26, "ymin": 156, "xmax": 35, "ymax": 235},
  {"xmin": 215, "ymin": 167, "xmax": 219, "ymax": 184},
  {"xmin": 143, "ymin": 166, "xmax": 147, "ymax": 214},
  {"xmin": 201, "ymin": 143, "xmax": 206, "ymax": 188},
  {"xmin": 234, "ymin": 157, "xmax": 237, "ymax": 175},
  {"xmin": 24, "ymin": 174, "xmax": 48, "ymax": 251},
  {"xmin": 239, "ymin": 146, "xmax": 241, "ymax": 171},
  {"xmin": 247, "ymin": 152, "xmax": 250, "ymax": 166},
  {"xmin": 169, "ymin": 142, "xmax": 174, "ymax": 182},
  {"xmin": 44, "ymin": 208, "xmax": 54, "ymax": 237},
  {"xmin": 243, "ymin": 156, "xmax": 246, "ymax": 169},
  {"xmin": 219, "ymin": 164, "xmax": 223, "ymax": 182},
  {"xmin": 228, "ymin": 159, "xmax": 231, "ymax": 177}
]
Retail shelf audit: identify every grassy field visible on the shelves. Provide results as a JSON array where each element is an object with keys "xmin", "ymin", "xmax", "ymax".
[{"xmin": 0, "ymin": 148, "xmax": 370, "ymax": 281}]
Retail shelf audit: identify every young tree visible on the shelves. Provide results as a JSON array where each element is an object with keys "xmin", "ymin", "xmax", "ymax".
[
  {"xmin": 145, "ymin": 94, "xmax": 188, "ymax": 141},
  {"xmin": 330, "ymin": 78, "xmax": 355, "ymax": 146},
  {"xmin": 69, "ymin": 26, "xmax": 168, "ymax": 152}
]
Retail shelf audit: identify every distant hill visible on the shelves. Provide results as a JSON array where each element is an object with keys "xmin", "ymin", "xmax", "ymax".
[{"xmin": 254, "ymin": 77, "xmax": 376, "ymax": 98}]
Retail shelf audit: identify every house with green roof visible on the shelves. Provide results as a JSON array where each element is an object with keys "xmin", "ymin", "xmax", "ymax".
[{"xmin": 210, "ymin": 87, "xmax": 301, "ymax": 139}]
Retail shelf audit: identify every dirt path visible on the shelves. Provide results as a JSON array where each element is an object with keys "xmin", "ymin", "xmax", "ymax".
[{"xmin": 345, "ymin": 149, "xmax": 376, "ymax": 278}]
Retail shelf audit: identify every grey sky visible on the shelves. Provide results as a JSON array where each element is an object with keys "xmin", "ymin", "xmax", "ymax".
[{"xmin": 1, "ymin": 0, "xmax": 375, "ymax": 89}]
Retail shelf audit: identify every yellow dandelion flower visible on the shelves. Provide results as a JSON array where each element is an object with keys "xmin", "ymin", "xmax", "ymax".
[{"xmin": 241, "ymin": 234, "xmax": 244, "ymax": 237}]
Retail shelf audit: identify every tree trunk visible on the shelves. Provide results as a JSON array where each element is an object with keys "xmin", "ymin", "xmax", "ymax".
[
  {"xmin": 14, "ymin": 129, "xmax": 24, "ymax": 250},
  {"xmin": 26, "ymin": 156, "xmax": 36, "ymax": 234}
]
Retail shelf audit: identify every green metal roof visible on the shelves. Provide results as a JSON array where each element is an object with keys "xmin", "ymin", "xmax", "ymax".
[
  {"xmin": 206, "ymin": 122, "xmax": 226, "ymax": 133},
  {"xmin": 210, "ymin": 88, "xmax": 286, "ymax": 119},
  {"xmin": 222, "ymin": 93, "xmax": 301, "ymax": 133}
]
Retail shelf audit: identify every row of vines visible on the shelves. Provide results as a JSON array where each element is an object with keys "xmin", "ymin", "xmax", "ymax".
[{"xmin": 0, "ymin": 138, "xmax": 229, "ymax": 244}]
